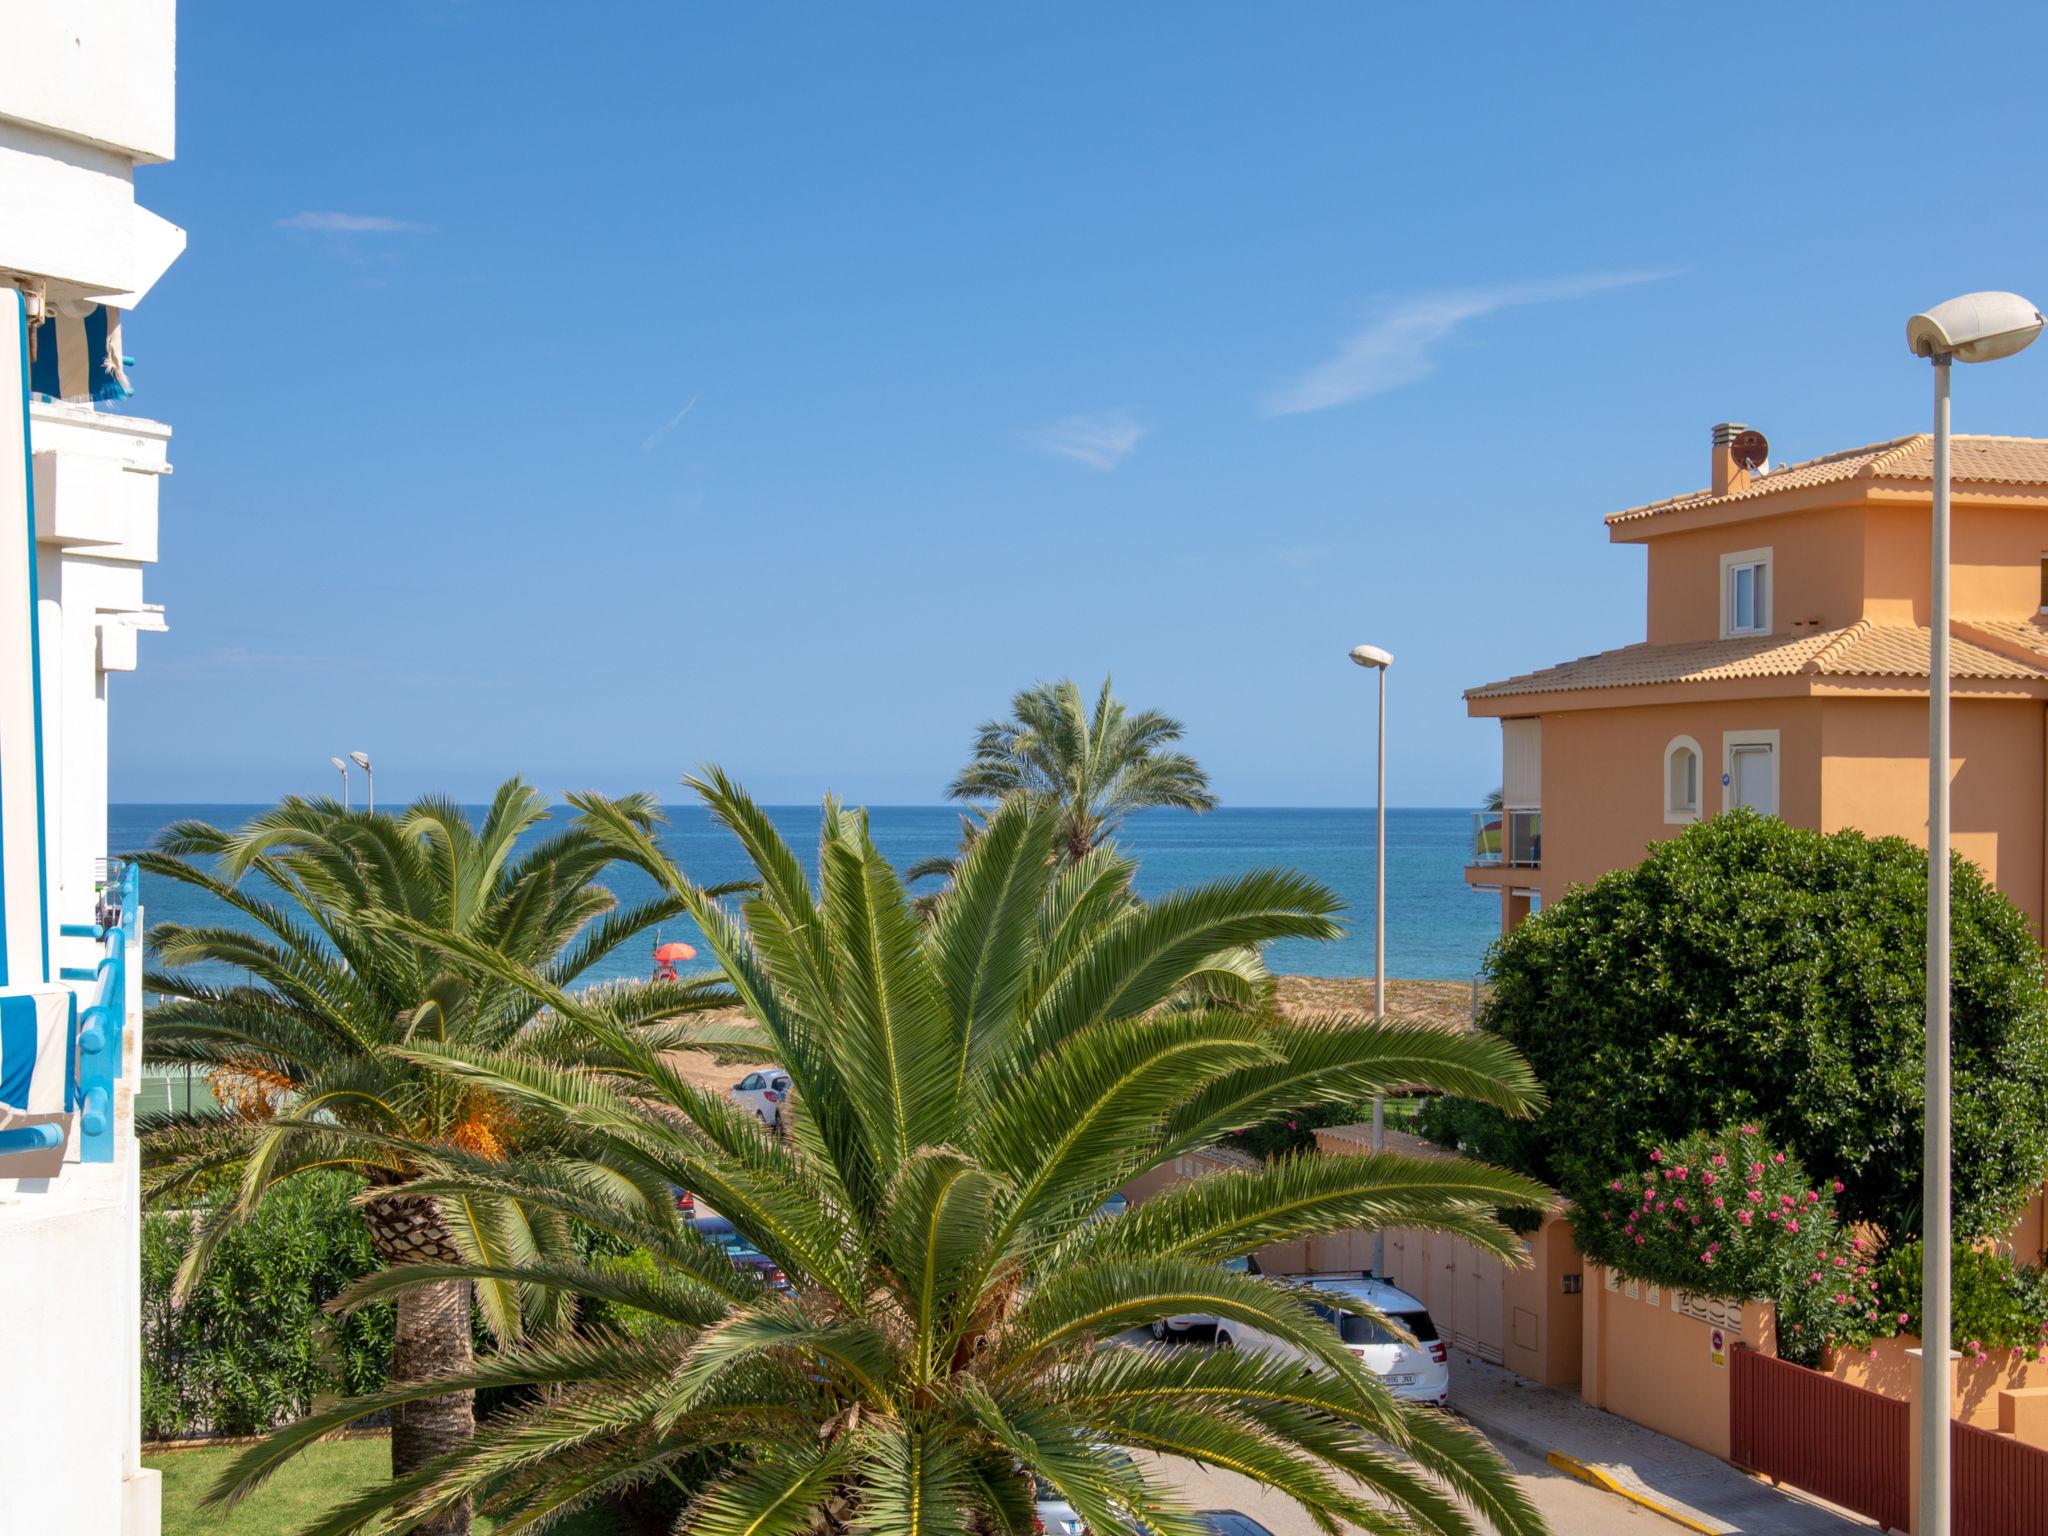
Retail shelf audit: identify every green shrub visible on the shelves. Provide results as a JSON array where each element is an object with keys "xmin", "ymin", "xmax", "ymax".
[
  {"xmin": 1579, "ymin": 1124, "xmax": 1876, "ymax": 1364},
  {"xmin": 142, "ymin": 1172, "xmax": 392, "ymax": 1441},
  {"xmin": 1876, "ymin": 1239, "xmax": 2048, "ymax": 1361},
  {"xmin": 1474, "ymin": 811, "xmax": 2048, "ymax": 1242}
]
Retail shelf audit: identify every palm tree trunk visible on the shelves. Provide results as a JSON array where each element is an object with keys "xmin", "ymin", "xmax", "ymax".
[{"xmin": 363, "ymin": 1193, "xmax": 475, "ymax": 1536}]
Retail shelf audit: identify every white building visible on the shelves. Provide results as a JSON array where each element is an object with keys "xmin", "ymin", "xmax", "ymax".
[{"xmin": 0, "ymin": 6, "xmax": 183, "ymax": 1532}]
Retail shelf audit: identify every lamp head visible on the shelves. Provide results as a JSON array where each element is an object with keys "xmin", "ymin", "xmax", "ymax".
[
  {"xmin": 329, "ymin": 756, "xmax": 347, "ymax": 773},
  {"xmin": 1349, "ymin": 644, "xmax": 1393, "ymax": 670},
  {"xmin": 1907, "ymin": 291, "xmax": 2044, "ymax": 363},
  {"xmin": 349, "ymin": 752, "xmax": 371, "ymax": 771}
]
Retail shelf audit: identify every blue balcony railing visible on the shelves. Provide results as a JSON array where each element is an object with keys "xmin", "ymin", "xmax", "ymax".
[{"xmin": 59, "ymin": 860, "xmax": 138, "ymax": 1164}]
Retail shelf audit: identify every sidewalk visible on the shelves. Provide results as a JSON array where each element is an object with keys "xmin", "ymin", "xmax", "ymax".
[{"xmin": 1449, "ymin": 1353, "xmax": 1876, "ymax": 1535}]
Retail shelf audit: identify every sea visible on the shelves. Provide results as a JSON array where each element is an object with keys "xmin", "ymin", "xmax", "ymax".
[{"xmin": 107, "ymin": 805, "xmax": 1498, "ymax": 985}]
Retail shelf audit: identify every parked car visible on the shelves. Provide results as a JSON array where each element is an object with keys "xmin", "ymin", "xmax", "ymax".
[
  {"xmin": 671, "ymin": 1186, "xmax": 696, "ymax": 1218},
  {"xmin": 730, "ymin": 1069, "xmax": 792, "ymax": 1127},
  {"xmin": 1212, "ymin": 1274, "xmax": 1449, "ymax": 1406},
  {"xmin": 690, "ymin": 1213, "xmax": 792, "ymax": 1292},
  {"xmin": 1196, "ymin": 1515, "xmax": 1277, "ymax": 1536},
  {"xmin": 1150, "ymin": 1254, "xmax": 1258, "ymax": 1341}
]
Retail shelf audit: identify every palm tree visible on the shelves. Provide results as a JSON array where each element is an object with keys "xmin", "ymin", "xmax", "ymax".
[
  {"xmin": 215, "ymin": 775, "xmax": 1554, "ymax": 1536},
  {"xmin": 948, "ymin": 676, "xmax": 1217, "ymax": 862},
  {"xmin": 139, "ymin": 780, "xmax": 735, "ymax": 1536}
]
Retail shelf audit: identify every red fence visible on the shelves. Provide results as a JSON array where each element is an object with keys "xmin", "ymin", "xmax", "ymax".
[
  {"xmin": 1954, "ymin": 1416, "xmax": 2048, "ymax": 1536},
  {"xmin": 1730, "ymin": 1346, "xmax": 1910, "ymax": 1533}
]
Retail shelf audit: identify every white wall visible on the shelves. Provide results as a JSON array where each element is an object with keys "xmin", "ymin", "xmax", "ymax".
[{"xmin": 0, "ymin": 1, "xmax": 177, "ymax": 163}]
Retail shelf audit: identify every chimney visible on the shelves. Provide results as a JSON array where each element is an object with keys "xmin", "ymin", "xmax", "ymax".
[{"xmin": 1711, "ymin": 422, "xmax": 1750, "ymax": 497}]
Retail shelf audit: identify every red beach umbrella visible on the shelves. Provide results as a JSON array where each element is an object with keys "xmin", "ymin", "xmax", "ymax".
[{"xmin": 653, "ymin": 941, "xmax": 697, "ymax": 963}]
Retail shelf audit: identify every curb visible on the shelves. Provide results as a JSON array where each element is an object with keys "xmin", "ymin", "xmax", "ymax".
[
  {"xmin": 1455, "ymin": 1405, "xmax": 1724, "ymax": 1536},
  {"xmin": 1543, "ymin": 1450, "xmax": 1724, "ymax": 1536}
]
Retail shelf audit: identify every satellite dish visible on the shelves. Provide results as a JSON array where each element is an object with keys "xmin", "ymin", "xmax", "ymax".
[{"xmin": 1732, "ymin": 429, "xmax": 1769, "ymax": 472}]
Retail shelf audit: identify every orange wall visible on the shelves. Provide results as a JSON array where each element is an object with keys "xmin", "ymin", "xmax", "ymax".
[
  {"xmin": 1830, "ymin": 1333, "xmax": 2048, "ymax": 1430},
  {"xmin": 1646, "ymin": 510, "xmax": 1868, "ymax": 643},
  {"xmin": 1819, "ymin": 696, "xmax": 2045, "ymax": 936},
  {"xmin": 1580, "ymin": 1268, "xmax": 1776, "ymax": 1460},
  {"xmin": 1537, "ymin": 699, "xmax": 1822, "ymax": 904},
  {"xmin": 1644, "ymin": 500, "xmax": 2048, "ymax": 642}
]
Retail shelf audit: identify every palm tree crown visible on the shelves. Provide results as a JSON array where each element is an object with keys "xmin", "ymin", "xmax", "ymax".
[
  {"xmin": 219, "ymin": 774, "xmax": 1552, "ymax": 1536},
  {"xmin": 948, "ymin": 676, "xmax": 1217, "ymax": 861},
  {"xmin": 141, "ymin": 781, "xmax": 729, "ymax": 1534}
]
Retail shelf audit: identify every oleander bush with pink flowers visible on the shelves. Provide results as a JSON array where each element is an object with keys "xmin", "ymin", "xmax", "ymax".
[{"xmin": 1582, "ymin": 1123, "xmax": 1881, "ymax": 1364}]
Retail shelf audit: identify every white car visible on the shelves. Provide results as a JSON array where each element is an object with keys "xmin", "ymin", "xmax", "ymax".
[
  {"xmin": 1212, "ymin": 1274, "xmax": 1450, "ymax": 1406},
  {"xmin": 729, "ymin": 1070, "xmax": 791, "ymax": 1128},
  {"xmin": 1150, "ymin": 1254, "xmax": 1258, "ymax": 1340}
]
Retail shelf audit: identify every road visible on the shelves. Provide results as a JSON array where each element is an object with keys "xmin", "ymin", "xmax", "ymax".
[{"xmin": 1140, "ymin": 1436, "xmax": 1669, "ymax": 1535}]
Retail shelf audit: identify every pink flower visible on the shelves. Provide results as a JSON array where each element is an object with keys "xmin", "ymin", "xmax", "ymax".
[
  {"xmin": 1809, "ymin": 1272, "xmax": 1823, "ymax": 1284},
  {"xmin": 1772, "ymin": 1152, "xmax": 1786, "ymax": 1164},
  {"xmin": 1702, "ymin": 1171, "xmax": 1717, "ymax": 1186},
  {"xmin": 1611, "ymin": 1180, "xmax": 1625, "ymax": 1192},
  {"xmin": 1712, "ymin": 1196, "xmax": 1725, "ymax": 1208},
  {"xmin": 1805, "ymin": 1191, "xmax": 1819, "ymax": 1205},
  {"xmin": 1288, "ymin": 1121, "xmax": 1299, "ymax": 1130},
  {"xmin": 1634, "ymin": 1235, "xmax": 1646, "ymax": 1245},
  {"xmin": 1747, "ymin": 1189, "xmax": 1764, "ymax": 1203},
  {"xmin": 1655, "ymin": 1201, "xmax": 1667, "ymax": 1212},
  {"xmin": 1779, "ymin": 1194, "xmax": 1795, "ymax": 1207},
  {"xmin": 1673, "ymin": 1198, "xmax": 1687, "ymax": 1211},
  {"xmin": 1850, "ymin": 1237, "xmax": 1863, "ymax": 1251},
  {"xmin": 1787, "ymin": 1218, "xmax": 1800, "ymax": 1232},
  {"xmin": 1833, "ymin": 1181, "xmax": 1845, "ymax": 1194},
  {"xmin": 1649, "ymin": 1150, "xmax": 1664, "ymax": 1163},
  {"xmin": 1740, "ymin": 1124, "xmax": 1758, "ymax": 1136},
  {"xmin": 1711, "ymin": 1153, "xmax": 1728, "ymax": 1166},
  {"xmin": 1899, "ymin": 1313, "xmax": 1912, "ymax": 1326},
  {"xmin": 1690, "ymin": 1215, "xmax": 1702, "ymax": 1226},
  {"xmin": 1675, "ymin": 1166, "xmax": 1690, "ymax": 1180},
  {"xmin": 1738, "ymin": 1210, "xmax": 1753, "ymax": 1225},
  {"xmin": 1834, "ymin": 1294, "xmax": 1847, "ymax": 1305}
]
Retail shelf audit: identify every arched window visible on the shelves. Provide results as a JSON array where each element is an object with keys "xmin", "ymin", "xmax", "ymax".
[{"xmin": 1664, "ymin": 736, "xmax": 1702, "ymax": 823}]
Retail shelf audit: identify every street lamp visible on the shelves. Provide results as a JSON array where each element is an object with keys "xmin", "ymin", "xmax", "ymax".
[
  {"xmin": 1905, "ymin": 288, "xmax": 2042, "ymax": 1536},
  {"xmin": 329, "ymin": 755, "xmax": 349, "ymax": 811},
  {"xmin": 1349, "ymin": 642, "xmax": 1393, "ymax": 1277},
  {"xmin": 349, "ymin": 751, "xmax": 373, "ymax": 813}
]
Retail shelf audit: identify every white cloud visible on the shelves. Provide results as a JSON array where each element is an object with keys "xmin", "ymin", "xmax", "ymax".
[
  {"xmin": 1265, "ymin": 269, "xmax": 1676, "ymax": 416},
  {"xmin": 1025, "ymin": 411, "xmax": 1146, "ymax": 472},
  {"xmin": 641, "ymin": 395, "xmax": 701, "ymax": 452},
  {"xmin": 276, "ymin": 211, "xmax": 434, "ymax": 234}
]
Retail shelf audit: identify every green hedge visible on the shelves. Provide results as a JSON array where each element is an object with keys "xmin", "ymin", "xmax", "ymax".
[
  {"xmin": 141, "ymin": 1173, "xmax": 391, "ymax": 1441},
  {"xmin": 1473, "ymin": 812, "xmax": 2048, "ymax": 1242},
  {"xmin": 1878, "ymin": 1239, "xmax": 2048, "ymax": 1359}
]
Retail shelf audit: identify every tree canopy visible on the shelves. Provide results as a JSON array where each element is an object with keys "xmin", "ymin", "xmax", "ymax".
[
  {"xmin": 1464, "ymin": 811, "xmax": 2048, "ymax": 1242},
  {"xmin": 211, "ymin": 777, "xmax": 1554, "ymax": 1536}
]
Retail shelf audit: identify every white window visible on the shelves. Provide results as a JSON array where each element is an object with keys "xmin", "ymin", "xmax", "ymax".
[
  {"xmin": 1663, "ymin": 736, "xmax": 1703, "ymax": 823},
  {"xmin": 1720, "ymin": 547, "xmax": 1773, "ymax": 638},
  {"xmin": 1722, "ymin": 729, "xmax": 1780, "ymax": 817}
]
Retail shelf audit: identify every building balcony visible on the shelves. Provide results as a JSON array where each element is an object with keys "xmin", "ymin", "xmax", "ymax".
[{"xmin": 1468, "ymin": 807, "xmax": 1539, "ymax": 890}]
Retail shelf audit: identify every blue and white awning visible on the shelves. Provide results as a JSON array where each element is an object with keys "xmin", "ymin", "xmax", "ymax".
[{"xmin": 28, "ymin": 302, "xmax": 132, "ymax": 405}]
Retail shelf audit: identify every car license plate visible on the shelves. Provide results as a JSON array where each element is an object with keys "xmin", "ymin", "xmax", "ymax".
[{"xmin": 1386, "ymin": 1372, "xmax": 1418, "ymax": 1385}]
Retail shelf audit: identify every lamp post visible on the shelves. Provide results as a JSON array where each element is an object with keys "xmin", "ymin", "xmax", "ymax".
[
  {"xmin": 329, "ymin": 755, "xmax": 349, "ymax": 811},
  {"xmin": 1349, "ymin": 642, "xmax": 1393, "ymax": 1276},
  {"xmin": 1905, "ymin": 289, "xmax": 2043, "ymax": 1536},
  {"xmin": 349, "ymin": 751, "xmax": 373, "ymax": 813}
]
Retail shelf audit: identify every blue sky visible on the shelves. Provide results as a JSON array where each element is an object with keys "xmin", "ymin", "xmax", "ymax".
[{"xmin": 114, "ymin": 2, "xmax": 2048, "ymax": 806}]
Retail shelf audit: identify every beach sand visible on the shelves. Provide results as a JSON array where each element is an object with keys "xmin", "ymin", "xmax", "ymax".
[{"xmin": 664, "ymin": 975, "xmax": 1479, "ymax": 1096}]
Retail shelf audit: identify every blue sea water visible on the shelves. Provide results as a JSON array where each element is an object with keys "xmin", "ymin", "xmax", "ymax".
[{"xmin": 107, "ymin": 804, "xmax": 1497, "ymax": 984}]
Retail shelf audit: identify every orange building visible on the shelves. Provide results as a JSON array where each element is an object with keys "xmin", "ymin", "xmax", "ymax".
[{"xmin": 1465, "ymin": 423, "xmax": 2048, "ymax": 939}]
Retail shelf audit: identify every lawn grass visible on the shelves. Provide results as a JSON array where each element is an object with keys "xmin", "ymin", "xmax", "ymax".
[{"xmin": 147, "ymin": 1434, "xmax": 615, "ymax": 1535}]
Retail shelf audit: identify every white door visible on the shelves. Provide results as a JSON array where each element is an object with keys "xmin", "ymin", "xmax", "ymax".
[{"xmin": 1729, "ymin": 744, "xmax": 1775, "ymax": 815}]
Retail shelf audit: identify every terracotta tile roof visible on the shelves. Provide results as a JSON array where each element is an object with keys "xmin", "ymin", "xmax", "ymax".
[
  {"xmin": 1607, "ymin": 434, "xmax": 2048, "ymax": 525},
  {"xmin": 1466, "ymin": 622, "xmax": 2048, "ymax": 700}
]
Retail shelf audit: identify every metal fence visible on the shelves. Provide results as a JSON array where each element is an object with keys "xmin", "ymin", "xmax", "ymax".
[
  {"xmin": 1955, "ymin": 1415, "xmax": 2048, "ymax": 1536},
  {"xmin": 1729, "ymin": 1346, "xmax": 1909, "ymax": 1533}
]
